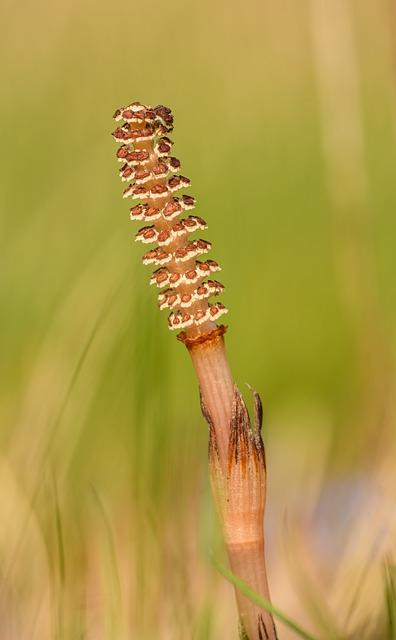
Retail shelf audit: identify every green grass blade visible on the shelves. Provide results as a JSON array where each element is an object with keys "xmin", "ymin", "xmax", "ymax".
[
  {"xmin": 385, "ymin": 561, "xmax": 396, "ymax": 640},
  {"xmin": 53, "ymin": 479, "xmax": 66, "ymax": 640},
  {"xmin": 1, "ymin": 279, "xmax": 125, "ymax": 592},
  {"xmin": 213, "ymin": 557, "xmax": 320, "ymax": 640},
  {"xmin": 90, "ymin": 486, "xmax": 122, "ymax": 640},
  {"xmin": 53, "ymin": 480, "xmax": 66, "ymax": 587}
]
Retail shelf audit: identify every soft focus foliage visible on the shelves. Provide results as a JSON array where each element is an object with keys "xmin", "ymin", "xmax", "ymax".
[{"xmin": 0, "ymin": 0, "xmax": 395, "ymax": 638}]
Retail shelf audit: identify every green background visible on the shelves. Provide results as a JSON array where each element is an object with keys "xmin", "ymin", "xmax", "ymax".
[{"xmin": 0, "ymin": 1, "xmax": 395, "ymax": 638}]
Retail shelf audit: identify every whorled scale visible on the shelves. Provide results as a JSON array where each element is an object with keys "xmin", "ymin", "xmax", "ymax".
[{"xmin": 112, "ymin": 101, "xmax": 228, "ymax": 334}]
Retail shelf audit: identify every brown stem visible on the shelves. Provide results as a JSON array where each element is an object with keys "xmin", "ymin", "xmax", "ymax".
[
  {"xmin": 179, "ymin": 328, "xmax": 277, "ymax": 640},
  {"xmin": 184, "ymin": 326, "xmax": 234, "ymax": 465},
  {"xmin": 112, "ymin": 102, "xmax": 276, "ymax": 639},
  {"xmin": 230, "ymin": 541, "xmax": 276, "ymax": 640}
]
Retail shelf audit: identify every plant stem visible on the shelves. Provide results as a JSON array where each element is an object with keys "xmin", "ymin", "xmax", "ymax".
[
  {"xmin": 180, "ymin": 327, "xmax": 277, "ymax": 640},
  {"xmin": 229, "ymin": 540, "xmax": 276, "ymax": 639},
  {"xmin": 112, "ymin": 102, "xmax": 276, "ymax": 639},
  {"xmin": 186, "ymin": 326, "xmax": 234, "ymax": 465}
]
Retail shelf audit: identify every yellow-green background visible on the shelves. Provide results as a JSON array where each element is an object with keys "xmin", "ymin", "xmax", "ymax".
[{"xmin": 1, "ymin": 1, "xmax": 395, "ymax": 638}]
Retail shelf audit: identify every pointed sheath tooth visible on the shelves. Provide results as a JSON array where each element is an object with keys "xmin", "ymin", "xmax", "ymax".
[
  {"xmin": 135, "ymin": 225, "xmax": 158, "ymax": 244},
  {"xmin": 181, "ymin": 194, "xmax": 196, "ymax": 210},
  {"xmin": 154, "ymin": 137, "xmax": 174, "ymax": 157},
  {"xmin": 162, "ymin": 198, "xmax": 183, "ymax": 220},
  {"xmin": 150, "ymin": 268, "xmax": 170, "ymax": 288}
]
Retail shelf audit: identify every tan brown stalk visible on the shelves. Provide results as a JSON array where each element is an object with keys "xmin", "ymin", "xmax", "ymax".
[{"xmin": 112, "ymin": 101, "xmax": 277, "ymax": 640}]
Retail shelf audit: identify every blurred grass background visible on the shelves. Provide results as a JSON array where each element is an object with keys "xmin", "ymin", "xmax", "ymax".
[{"xmin": 0, "ymin": 0, "xmax": 395, "ymax": 638}]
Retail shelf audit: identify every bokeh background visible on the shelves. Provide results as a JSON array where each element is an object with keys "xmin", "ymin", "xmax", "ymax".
[{"xmin": 1, "ymin": 0, "xmax": 395, "ymax": 638}]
